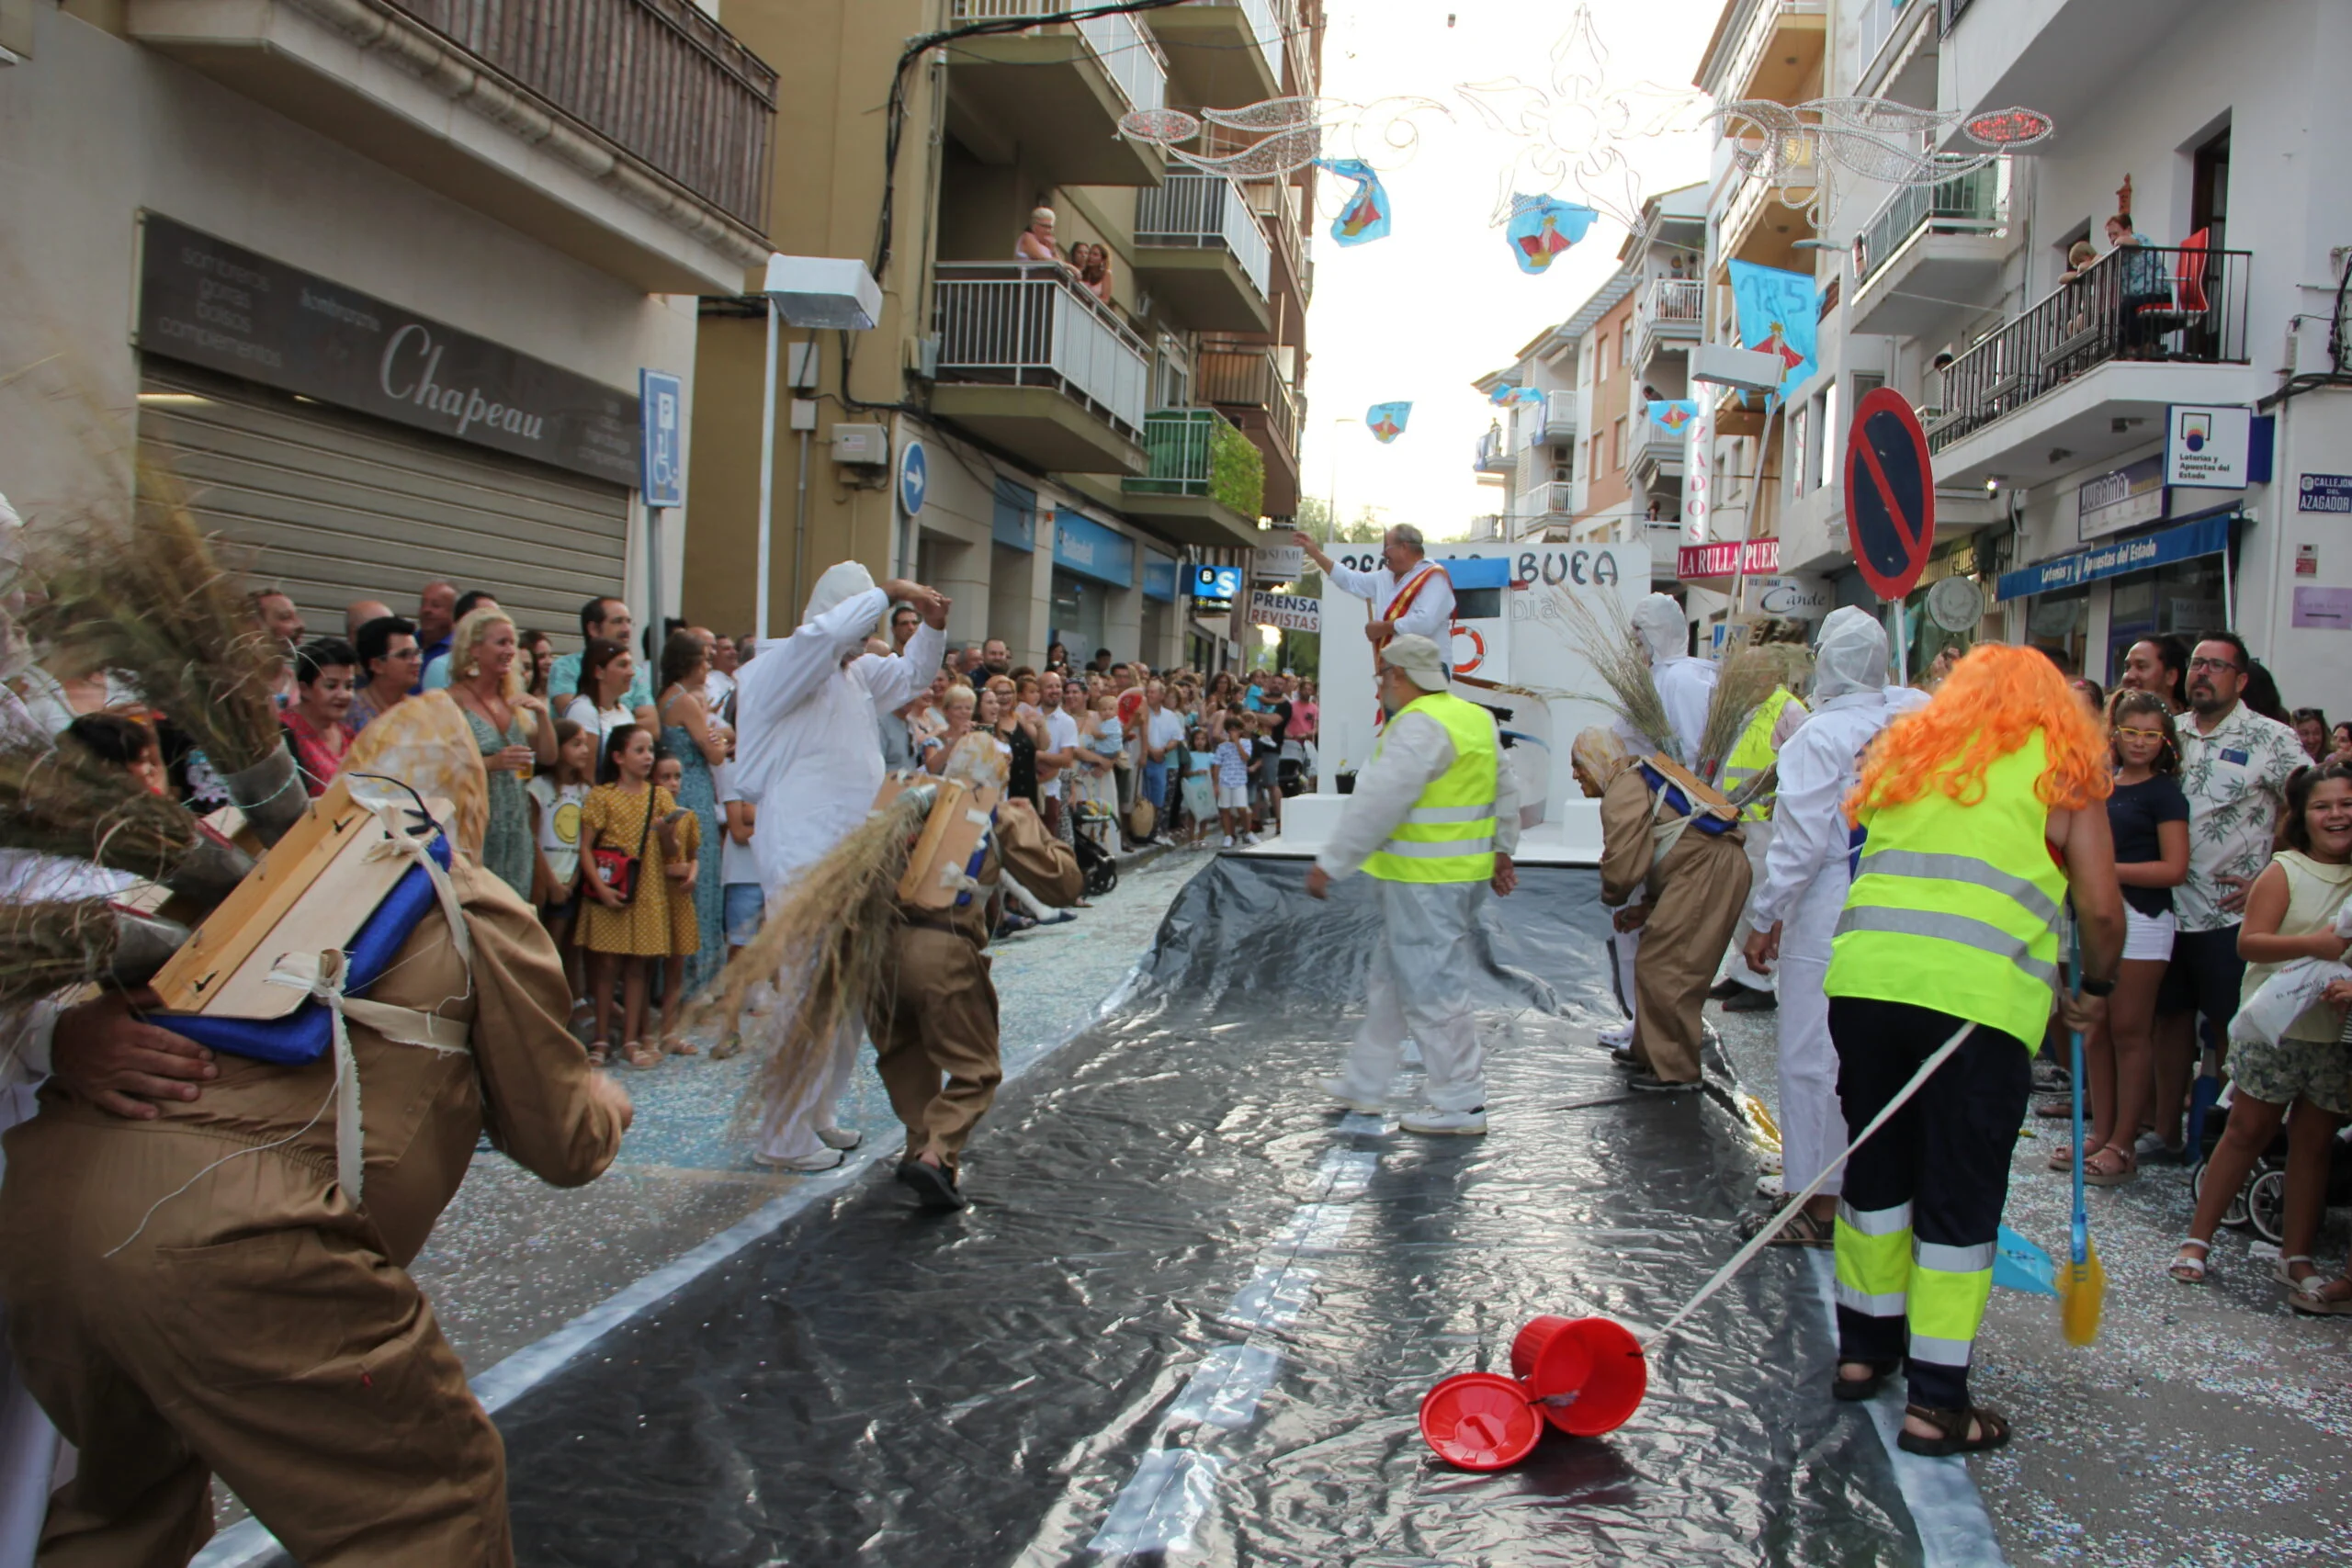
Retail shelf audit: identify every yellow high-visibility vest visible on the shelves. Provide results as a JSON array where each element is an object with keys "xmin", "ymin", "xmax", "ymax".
[
  {"xmin": 1721, "ymin": 687, "xmax": 1794, "ymax": 820},
  {"xmin": 1824, "ymin": 730, "xmax": 2064, "ymax": 1049},
  {"xmin": 1363, "ymin": 691, "xmax": 1499, "ymax": 885}
]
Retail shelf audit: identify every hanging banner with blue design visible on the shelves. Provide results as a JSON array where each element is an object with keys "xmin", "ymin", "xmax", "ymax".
[
  {"xmin": 1645, "ymin": 399, "xmax": 1700, "ymax": 434},
  {"xmin": 1504, "ymin": 194, "xmax": 1598, "ymax": 275},
  {"xmin": 1724, "ymin": 259, "xmax": 1818, "ymax": 402},
  {"xmin": 1365, "ymin": 401, "xmax": 1412, "ymax": 443},
  {"xmin": 1315, "ymin": 159, "xmax": 1392, "ymax": 247},
  {"xmin": 1489, "ymin": 384, "xmax": 1548, "ymax": 408}
]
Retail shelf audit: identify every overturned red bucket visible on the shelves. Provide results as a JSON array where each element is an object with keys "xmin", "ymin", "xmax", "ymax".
[
  {"xmin": 1510, "ymin": 1315, "xmax": 1648, "ymax": 1437},
  {"xmin": 1418, "ymin": 1372, "xmax": 1544, "ymax": 1471}
]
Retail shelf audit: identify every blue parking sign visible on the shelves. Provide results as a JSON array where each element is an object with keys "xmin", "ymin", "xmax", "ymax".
[{"xmin": 639, "ymin": 369, "xmax": 683, "ymax": 507}]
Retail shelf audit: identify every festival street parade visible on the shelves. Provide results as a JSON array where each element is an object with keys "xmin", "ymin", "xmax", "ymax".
[{"xmin": 0, "ymin": 0, "xmax": 2347, "ymax": 1563}]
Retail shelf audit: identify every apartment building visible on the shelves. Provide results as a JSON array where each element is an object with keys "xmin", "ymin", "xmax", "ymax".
[
  {"xmin": 1470, "ymin": 322, "xmax": 1581, "ymax": 543},
  {"xmin": 0, "ymin": 0, "xmax": 760, "ymax": 639},
  {"xmin": 1688, "ymin": 0, "xmax": 2352, "ymax": 698},
  {"xmin": 686, "ymin": 0, "xmax": 1320, "ymax": 671}
]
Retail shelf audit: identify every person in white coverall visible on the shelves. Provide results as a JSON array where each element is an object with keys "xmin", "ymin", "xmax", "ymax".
[
  {"xmin": 1306, "ymin": 636, "xmax": 1520, "ymax": 1135},
  {"xmin": 1600, "ymin": 592, "xmax": 1720, "ymax": 1046},
  {"xmin": 1739, "ymin": 607, "xmax": 1929, "ymax": 1242},
  {"xmin": 732, "ymin": 561, "xmax": 949, "ymax": 1171}
]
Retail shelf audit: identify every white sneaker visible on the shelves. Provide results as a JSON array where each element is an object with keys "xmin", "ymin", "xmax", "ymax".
[
  {"xmin": 1755, "ymin": 1173, "xmax": 1786, "ymax": 1201},
  {"xmin": 753, "ymin": 1147, "xmax": 845, "ymax": 1173},
  {"xmin": 1401, "ymin": 1106, "xmax": 1488, "ymax": 1136},
  {"xmin": 1222, "ymin": 834, "xmax": 1236, "ymax": 847},
  {"xmin": 1320, "ymin": 1076, "xmax": 1385, "ymax": 1114},
  {"xmin": 1598, "ymin": 1019, "xmax": 1634, "ymax": 1048},
  {"xmin": 816, "ymin": 1124, "xmax": 863, "ymax": 1151},
  {"xmin": 1241, "ymin": 832, "xmax": 1262, "ymax": 845}
]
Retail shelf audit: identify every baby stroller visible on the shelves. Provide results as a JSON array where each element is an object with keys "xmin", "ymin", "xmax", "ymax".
[
  {"xmin": 2188, "ymin": 1085, "xmax": 2352, "ymax": 1244},
  {"xmin": 1069, "ymin": 801, "xmax": 1120, "ymax": 897}
]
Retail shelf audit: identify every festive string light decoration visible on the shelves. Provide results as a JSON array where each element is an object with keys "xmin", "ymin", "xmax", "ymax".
[{"xmin": 1713, "ymin": 96, "xmax": 2053, "ymax": 230}]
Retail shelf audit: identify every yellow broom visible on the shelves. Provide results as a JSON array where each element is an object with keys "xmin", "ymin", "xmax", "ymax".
[{"xmin": 2061, "ymin": 919, "xmax": 2106, "ymax": 1344}]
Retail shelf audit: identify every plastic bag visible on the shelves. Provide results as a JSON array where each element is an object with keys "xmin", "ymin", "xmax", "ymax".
[{"xmin": 2229, "ymin": 956, "xmax": 2352, "ymax": 1046}]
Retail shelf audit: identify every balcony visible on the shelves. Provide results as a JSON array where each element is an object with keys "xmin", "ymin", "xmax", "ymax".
[
  {"xmin": 1723, "ymin": 0, "xmax": 1826, "ymax": 102},
  {"xmin": 1245, "ymin": 175, "xmax": 1311, "ymax": 312},
  {"xmin": 1467, "ymin": 513, "xmax": 1507, "ymax": 542},
  {"xmin": 1119, "ymin": 408, "xmax": 1267, "ymax": 549},
  {"xmin": 126, "ymin": 0, "xmax": 775, "ymax": 293},
  {"xmin": 1196, "ymin": 342, "xmax": 1301, "ymax": 515},
  {"xmin": 1525, "ymin": 480, "xmax": 1576, "ymax": 520},
  {"xmin": 944, "ymin": 2, "xmax": 1168, "ymax": 186},
  {"xmin": 1849, "ymin": 161, "xmax": 2009, "ymax": 340},
  {"xmin": 1540, "ymin": 390, "xmax": 1578, "ymax": 446},
  {"xmin": 1719, "ymin": 142, "xmax": 1817, "ymax": 269},
  {"xmin": 1936, "ymin": 0, "xmax": 2200, "ymax": 153},
  {"xmin": 1928, "ymin": 243, "xmax": 2260, "ymax": 490},
  {"xmin": 1634, "ymin": 278, "xmax": 1704, "ymax": 367},
  {"xmin": 931, "ymin": 263, "xmax": 1149, "ymax": 475},
  {"xmin": 1134, "ymin": 172, "xmax": 1272, "ymax": 333},
  {"xmin": 1474, "ymin": 427, "xmax": 1512, "ymax": 476},
  {"xmin": 1630, "ymin": 421, "xmax": 1686, "ymax": 485},
  {"xmin": 1149, "ymin": 0, "xmax": 1283, "ymax": 106}
]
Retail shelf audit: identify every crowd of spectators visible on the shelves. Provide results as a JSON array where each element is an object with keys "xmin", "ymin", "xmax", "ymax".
[{"xmin": 27, "ymin": 577, "xmax": 1316, "ymax": 1051}]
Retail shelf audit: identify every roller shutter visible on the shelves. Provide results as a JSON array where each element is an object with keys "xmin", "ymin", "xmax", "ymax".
[{"xmin": 136, "ymin": 362, "xmax": 630, "ymax": 649}]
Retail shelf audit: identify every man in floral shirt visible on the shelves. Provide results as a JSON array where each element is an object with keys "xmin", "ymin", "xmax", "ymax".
[{"xmin": 2150, "ymin": 630, "xmax": 2303, "ymax": 1159}]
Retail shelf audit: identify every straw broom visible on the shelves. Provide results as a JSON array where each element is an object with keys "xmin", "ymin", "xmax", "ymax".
[
  {"xmin": 1693, "ymin": 644, "xmax": 1783, "ymax": 786},
  {"xmin": 1545, "ymin": 586, "xmax": 1677, "ymax": 762},
  {"xmin": 690, "ymin": 786, "xmax": 938, "ymax": 1137},
  {"xmin": 0, "ymin": 898, "xmax": 188, "ymax": 1015},
  {"xmin": 0, "ymin": 732, "xmax": 253, "ymax": 908}
]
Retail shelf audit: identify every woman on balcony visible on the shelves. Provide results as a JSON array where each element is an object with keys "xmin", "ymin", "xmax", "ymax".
[{"xmin": 1015, "ymin": 206, "xmax": 1060, "ymax": 265}]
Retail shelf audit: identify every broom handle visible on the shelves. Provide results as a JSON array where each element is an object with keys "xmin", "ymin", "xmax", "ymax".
[
  {"xmin": 1649, "ymin": 1015, "xmax": 1976, "ymax": 1348},
  {"xmin": 2069, "ymin": 915, "xmax": 2089, "ymax": 1268}
]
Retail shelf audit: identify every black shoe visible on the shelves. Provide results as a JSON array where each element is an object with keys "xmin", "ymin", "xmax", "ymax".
[
  {"xmin": 1609, "ymin": 1047, "xmax": 1641, "ymax": 1070},
  {"xmin": 1706, "ymin": 977, "xmax": 1747, "ymax": 1001},
  {"xmin": 898, "ymin": 1156, "xmax": 967, "ymax": 1211},
  {"xmin": 1722, "ymin": 987, "xmax": 1778, "ymax": 1013},
  {"xmin": 1628, "ymin": 1073, "xmax": 1700, "ymax": 1093}
]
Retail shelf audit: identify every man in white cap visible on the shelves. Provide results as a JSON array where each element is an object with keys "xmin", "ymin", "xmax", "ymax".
[
  {"xmin": 1306, "ymin": 635, "xmax": 1520, "ymax": 1134},
  {"xmin": 732, "ymin": 560, "xmax": 949, "ymax": 1170},
  {"xmin": 1291, "ymin": 524, "xmax": 1454, "ymax": 649},
  {"xmin": 1739, "ymin": 607, "xmax": 1928, "ymax": 1239}
]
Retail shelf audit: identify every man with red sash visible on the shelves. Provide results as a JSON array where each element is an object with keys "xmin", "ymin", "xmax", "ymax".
[{"xmin": 1293, "ymin": 525, "xmax": 1455, "ymax": 650}]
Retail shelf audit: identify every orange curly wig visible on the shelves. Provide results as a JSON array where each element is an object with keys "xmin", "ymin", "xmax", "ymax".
[{"xmin": 1847, "ymin": 643, "xmax": 2113, "ymax": 825}]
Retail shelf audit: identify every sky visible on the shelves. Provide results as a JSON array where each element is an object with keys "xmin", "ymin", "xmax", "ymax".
[{"xmin": 1296, "ymin": 0, "xmax": 1716, "ymax": 539}]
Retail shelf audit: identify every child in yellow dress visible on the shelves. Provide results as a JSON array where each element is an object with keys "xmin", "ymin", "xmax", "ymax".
[
  {"xmin": 578, "ymin": 725, "xmax": 677, "ymax": 1069},
  {"xmin": 652, "ymin": 750, "xmax": 703, "ymax": 1058}
]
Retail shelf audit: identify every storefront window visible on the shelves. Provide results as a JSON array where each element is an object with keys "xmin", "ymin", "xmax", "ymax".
[
  {"xmin": 1050, "ymin": 570, "xmax": 1104, "ymax": 662},
  {"xmin": 2025, "ymin": 587, "xmax": 2089, "ymax": 673},
  {"xmin": 2102, "ymin": 555, "xmax": 2227, "ymax": 686}
]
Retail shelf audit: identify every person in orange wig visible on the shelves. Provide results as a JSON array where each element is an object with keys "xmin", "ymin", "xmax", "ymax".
[{"xmin": 1819, "ymin": 644, "xmax": 2124, "ymax": 1457}]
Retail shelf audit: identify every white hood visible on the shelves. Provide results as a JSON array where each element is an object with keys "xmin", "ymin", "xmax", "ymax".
[
  {"xmin": 803, "ymin": 560, "xmax": 876, "ymax": 626},
  {"xmin": 1630, "ymin": 593, "xmax": 1688, "ymax": 664},
  {"xmin": 1810, "ymin": 605, "xmax": 1889, "ymax": 704}
]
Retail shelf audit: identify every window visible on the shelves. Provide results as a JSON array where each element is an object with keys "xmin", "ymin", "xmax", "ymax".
[
  {"xmin": 1616, "ymin": 328, "xmax": 1628, "ymax": 371},
  {"xmin": 1595, "ymin": 332, "xmax": 1610, "ymax": 372},
  {"xmin": 1612, "ymin": 416, "xmax": 1626, "ymax": 472},
  {"xmin": 1788, "ymin": 401, "xmax": 1811, "ymax": 495}
]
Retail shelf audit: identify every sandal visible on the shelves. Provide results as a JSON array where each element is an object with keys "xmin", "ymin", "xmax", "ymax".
[
  {"xmin": 2032, "ymin": 1095, "xmax": 2073, "ymax": 1120},
  {"xmin": 619, "ymin": 1041, "xmax": 662, "ymax": 1070},
  {"xmin": 1832, "ymin": 1359, "xmax": 1900, "ymax": 1403},
  {"xmin": 709, "ymin": 1034, "xmax": 742, "ymax": 1061},
  {"xmin": 664, "ymin": 1036, "xmax": 698, "ymax": 1056},
  {"xmin": 2271, "ymin": 1253, "xmax": 2316, "ymax": 1287},
  {"xmin": 586, "ymin": 1040, "xmax": 610, "ymax": 1067},
  {"xmin": 1765, "ymin": 1208, "xmax": 1836, "ymax": 1248},
  {"xmin": 2288, "ymin": 1274, "xmax": 2352, "ymax": 1315},
  {"xmin": 1896, "ymin": 1402, "xmax": 2012, "ymax": 1457},
  {"xmin": 2044, "ymin": 1142, "xmax": 2075, "ymax": 1172},
  {"xmin": 2167, "ymin": 1238, "xmax": 2211, "ymax": 1283},
  {"xmin": 2083, "ymin": 1145, "xmax": 2137, "ymax": 1187}
]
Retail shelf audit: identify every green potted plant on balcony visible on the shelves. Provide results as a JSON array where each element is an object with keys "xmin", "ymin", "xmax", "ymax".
[{"xmin": 1210, "ymin": 419, "xmax": 1265, "ymax": 519}]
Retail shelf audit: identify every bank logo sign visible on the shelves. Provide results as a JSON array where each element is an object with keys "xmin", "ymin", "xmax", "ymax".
[{"xmin": 136, "ymin": 214, "xmax": 639, "ymax": 486}]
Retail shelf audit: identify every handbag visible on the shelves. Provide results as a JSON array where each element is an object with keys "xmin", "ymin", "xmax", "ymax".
[{"xmin": 589, "ymin": 788, "xmax": 656, "ymax": 902}]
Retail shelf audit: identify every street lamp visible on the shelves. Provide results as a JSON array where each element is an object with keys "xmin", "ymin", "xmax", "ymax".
[{"xmin": 754, "ymin": 254, "xmax": 883, "ymax": 637}]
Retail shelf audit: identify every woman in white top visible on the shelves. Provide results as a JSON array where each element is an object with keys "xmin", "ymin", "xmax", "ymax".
[
  {"xmin": 562, "ymin": 637, "xmax": 645, "ymax": 781},
  {"xmin": 1014, "ymin": 206, "xmax": 1058, "ymax": 264}
]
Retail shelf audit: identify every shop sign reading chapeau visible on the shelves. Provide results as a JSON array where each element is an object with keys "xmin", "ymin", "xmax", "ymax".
[{"xmin": 136, "ymin": 214, "xmax": 639, "ymax": 486}]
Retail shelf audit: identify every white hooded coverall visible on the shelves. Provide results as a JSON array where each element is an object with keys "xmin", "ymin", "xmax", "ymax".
[
  {"xmin": 1746, "ymin": 607, "xmax": 1929, "ymax": 1195},
  {"xmin": 732, "ymin": 564, "xmax": 944, "ymax": 1161},
  {"xmin": 1317, "ymin": 703, "xmax": 1521, "ymax": 1111}
]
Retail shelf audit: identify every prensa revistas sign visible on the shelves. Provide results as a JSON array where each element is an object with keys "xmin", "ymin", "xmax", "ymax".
[{"xmin": 135, "ymin": 214, "xmax": 639, "ymax": 486}]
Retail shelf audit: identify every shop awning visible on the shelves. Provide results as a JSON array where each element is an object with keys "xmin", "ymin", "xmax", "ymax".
[{"xmin": 1994, "ymin": 513, "xmax": 2233, "ymax": 603}]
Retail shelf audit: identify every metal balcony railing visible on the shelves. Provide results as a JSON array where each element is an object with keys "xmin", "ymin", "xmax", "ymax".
[
  {"xmin": 1136, "ymin": 172, "xmax": 1272, "ymax": 300},
  {"xmin": 1930, "ymin": 241, "xmax": 2252, "ymax": 452},
  {"xmin": 1633, "ymin": 421, "xmax": 1685, "ymax": 469},
  {"xmin": 1542, "ymin": 390, "xmax": 1578, "ymax": 444},
  {"xmin": 1855, "ymin": 0, "xmax": 1925, "ymax": 78},
  {"xmin": 1725, "ymin": 0, "xmax": 1826, "ymax": 101},
  {"xmin": 947, "ymin": 1, "xmax": 1167, "ymax": 112},
  {"xmin": 1853, "ymin": 160, "xmax": 2006, "ymax": 284},
  {"xmin": 1643, "ymin": 277, "xmax": 1704, "ymax": 328},
  {"xmin": 1474, "ymin": 428, "xmax": 1508, "ymax": 472},
  {"xmin": 1534, "ymin": 479, "xmax": 1576, "ymax": 515},
  {"xmin": 1236, "ymin": 0, "xmax": 1283, "ymax": 84},
  {"xmin": 1196, "ymin": 343, "xmax": 1299, "ymax": 462},
  {"xmin": 1939, "ymin": 0, "xmax": 1976, "ymax": 36},
  {"xmin": 933, "ymin": 262, "xmax": 1151, "ymax": 438},
  {"xmin": 389, "ymin": 0, "xmax": 776, "ymax": 227},
  {"xmin": 1126, "ymin": 408, "xmax": 1259, "ymax": 514}
]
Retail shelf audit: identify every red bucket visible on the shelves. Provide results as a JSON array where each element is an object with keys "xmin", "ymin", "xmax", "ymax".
[
  {"xmin": 1418, "ymin": 1371, "xmax": 1543, "ymax": 1471},
  {"xmin": 1510, "ymin": 1315, "xmax": 1647, "ymax": 1437}
]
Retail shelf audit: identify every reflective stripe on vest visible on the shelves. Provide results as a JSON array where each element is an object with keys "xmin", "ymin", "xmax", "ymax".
[
  {"xmin": 1721, "ymin": 687, "xmax": 1793, "ymax": 820},
  {"xmin": 1824, "ymin": 730, "xmax": 2065, "ymax": 1048},
  {"xmin": 1363, "ymin": 691, "xmax": 1498, "ymax": 885}
]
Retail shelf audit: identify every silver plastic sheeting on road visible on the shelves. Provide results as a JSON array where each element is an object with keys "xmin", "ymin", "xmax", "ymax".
[{"xmin": 475, "ymin": 855, "xmax": 1930, "ymax": 1564}]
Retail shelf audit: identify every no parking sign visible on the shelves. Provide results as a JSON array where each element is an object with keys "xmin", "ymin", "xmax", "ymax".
[{"xmin": 1842, "ymin": 389, "xmax": 1936, "ymax": 602}]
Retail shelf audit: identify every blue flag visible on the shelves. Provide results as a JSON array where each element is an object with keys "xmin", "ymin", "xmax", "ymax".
[
  {"xmin": 1504, "ymin": 194, "xmax": 1598, "ymax": 275},
  {"xmin": 1994, "ymin": 1224, "xmax": 2059, "ymax": 1297},
  {"xmin": 1724, "ymin": 259, "xmax": 1818, "ymax": 402},
  {"xmin": 1316, "ymin": 158, "xmax": 1391, "ymax": 247},
  {"xmin": 1490, "ymin": 384, "xmax": 1547, "ymax": 408},
  {"xmin": 1365, "ymin": 401, "xmax": 1412, "ymax": 443},
  {"xmin": 1645, "ymin": 399, "xmax": 1700, "ymax": 434}
]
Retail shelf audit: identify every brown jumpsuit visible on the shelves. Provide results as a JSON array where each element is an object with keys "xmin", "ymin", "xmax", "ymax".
[
  {"xmin": 0, "ymin": 855, "xmax": 623, "ymax": 1567},
  {"xmin": 870, "ymin": 802, "xmax": 1082, "ymax": 1171},
  {"xmin": 1600, "ymin": 766, "xmax": 1752, "ymax": 1085}
]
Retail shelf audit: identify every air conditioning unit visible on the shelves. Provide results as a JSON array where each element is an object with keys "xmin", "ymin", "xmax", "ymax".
[{"xmin": 831, "ymin": 423, "xmax": 888, "ymax": 466}]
